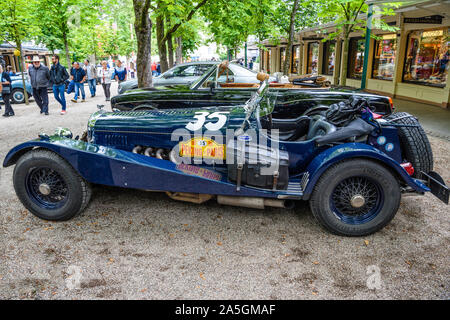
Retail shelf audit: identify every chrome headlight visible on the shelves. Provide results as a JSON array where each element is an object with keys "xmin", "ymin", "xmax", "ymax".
[
  {"xmin": 54, "ymin": 127, "xmax": 73, "ymax": 139},
  {"xmin": 88, "ymin": 110, "xmax": 105, "ymax": 128}
]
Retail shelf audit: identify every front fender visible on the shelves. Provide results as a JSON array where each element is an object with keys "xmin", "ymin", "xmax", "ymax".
[
  {"xmin": 302, "ymin": 142, "xmax": 429, "ymax": 200},
  {"xmin": 3, "ymin": 137, "xmax": 287, "ymax": 199}
]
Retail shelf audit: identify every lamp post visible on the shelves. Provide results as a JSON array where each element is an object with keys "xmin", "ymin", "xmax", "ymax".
[
  {"xmin": 244, "ymin": 42, "xmax": 247, "ymax": 68},
  {"xmin": 361, "ymin": 0, "xmax": 394, "ymax": 90},
  {"xmin": 361, "ymin": 2, "xmax": 373, "ymax": 90}
]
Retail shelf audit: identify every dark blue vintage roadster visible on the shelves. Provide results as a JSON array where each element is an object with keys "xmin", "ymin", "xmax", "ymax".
[{"xmin": 3, "ymin": 73, "xmax": 448, "ymax": 236}]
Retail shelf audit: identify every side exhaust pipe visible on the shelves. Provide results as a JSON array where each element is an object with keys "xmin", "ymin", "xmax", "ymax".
[
  {"xmin": 217, "ymin": 196, "xmax": 294, "ymax": 209},
  {"xmin": 132, "ymin": 145, "xmax": 143, "ymax": 154}
]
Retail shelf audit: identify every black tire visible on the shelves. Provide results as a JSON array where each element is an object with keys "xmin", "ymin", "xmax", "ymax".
[
  {"xmin": 13, "ymin": 149, "xmax": 92, "ymax": 221},
  {"xmin": 309, "ymin": 159, "xmax": 401, "ymax": 236},
  {"xmin": 386, "ymin": 112, "xmax": 433, "ymax": 178},
  {"xmin": 11, "ymin": 88, "xmax": 26, "ymax": 104}
]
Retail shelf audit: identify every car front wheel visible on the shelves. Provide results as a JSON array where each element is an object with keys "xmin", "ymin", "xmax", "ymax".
[
  {"xmin": 309, "ymin": 159, "xmax": 401, "ymax": 236},
  {"xmin": 13, "ymin": 149, "xmax": 92, "ymax": 221}
]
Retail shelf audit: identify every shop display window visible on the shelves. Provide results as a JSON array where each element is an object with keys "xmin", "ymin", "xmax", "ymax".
[
  {"xmin": 347, "ymin": 37, "xmax": 365, "ymax": 79},
  {"xmin": 322, "ymin": 41, "xmax": 336, "ymax": 75},
  {"xmin": 307, "ymin": 42, "xmax": 319, "ymax": 74},
  {"xmin": 280, "ymin": 47, "xmax": 286, "ymax": 72},
  {"xmin": 372, "ymin": 34, "xmax": 397, "ymax": 80},
  {"xmin": 291, "ymin": 45, "xmax": 300, "ymax": 74},
  {"xmin": 403, "ymin": 28, "xmax": 449, "ymax": 87}
]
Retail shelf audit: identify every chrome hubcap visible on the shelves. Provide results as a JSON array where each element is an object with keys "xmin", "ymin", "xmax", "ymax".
[
  {"xmin": 350, "ymin": 194, "xmax": 365, "ymax": 208},
  {"xmin": 38, "ymin": 183, "xmax": 51, "ymax": 196}
]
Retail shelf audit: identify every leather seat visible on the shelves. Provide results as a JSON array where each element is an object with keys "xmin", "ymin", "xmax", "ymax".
[
  {"xmin": 261, "ymin": 115, "xmax": 311, "ymax": 141},
  {"xmin": 306, "ymin": 115, "xmax": 337, "ymax": 140}
]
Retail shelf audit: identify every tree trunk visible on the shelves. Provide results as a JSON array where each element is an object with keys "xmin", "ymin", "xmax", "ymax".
[
  {"xmin": 156, "ymin": 13, "xmax": 169, "ymax": 72},
  {"xmin": 62, "ymin": 30, "xmax": 71, "ymax": 67},
  {"xmin": 175, "ymin": 36, "xmax": 183, "ymax": 64},
  {"xmin": 133, "ymin": 0, "xmax": 153, "ymax": 87},
  {"xmin": 340, "ymin": 35, "xmax": 349, "ymax": 87},
  {"xmin": 167, "ymin": 33, "xmax": 174, "ymax": 68},
  {"xmin": 283, "ymin": 0, "xmax": 300, "ymax": 75},
  {"xmin": 17, "ymin": 41, "xmax": 29, "ymax": 105}
]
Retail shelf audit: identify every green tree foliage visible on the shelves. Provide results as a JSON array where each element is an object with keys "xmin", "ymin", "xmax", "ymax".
[{"xmin": 0, "ymin": 0, "xmax": 39, "ymax": 104}]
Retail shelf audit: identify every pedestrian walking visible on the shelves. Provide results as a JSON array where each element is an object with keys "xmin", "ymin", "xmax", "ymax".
[
  {"xmin": 84, "ymin": 59, "xmax": 97, "ymax": 97},
  {"xmin": 66, "ymin": 62, "xmax": 76, "ymax": 94},
  {"xmin": 70, "ymin": 62, "xmax": 86, "ymax": 103},
  {"xmin": 98, "ymin": 60, "xmax": 112, "ymax": 101},
  {"xmin": 114, "ymin": 60, "xmax": 127, "ymax": 92},
  {"xmin": 151, "ymin": 61, "xmax": 157, "ymax": 76},
  {"xmin": 1, "ymin": 65, "xmax": 14, "ymax": 117},
  {"xmin": 28, "ymin": 56, "xmax": 50, "ymax": 115},
  {"xmin": 156, "ymin": 62, "xmax": 161, "ymax": 76},
  {"xmin": 50, "ymin": 55, "xmax": 70, "ymax": 115}
]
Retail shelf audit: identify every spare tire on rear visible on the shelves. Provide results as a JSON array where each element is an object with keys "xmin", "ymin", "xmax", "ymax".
[{"xmin": 386, "ymin": 112, "xmax": 433, "ymax": 178}]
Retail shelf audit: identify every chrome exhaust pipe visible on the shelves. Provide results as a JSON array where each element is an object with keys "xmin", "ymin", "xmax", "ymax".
[
  {"xmin": 217, "ymin": 196, "xmax": 292, "ymax": 209},
  {"xmin": 156, "ymin": 148, "xmax": 164, "ymax": 159},
  {"xmin": 132, "ymin": 145, "xmax": 143, "ymax": 154},
  {"xmin": 169, "ymin": 149, "xmax": 178, "ymax": 164},
  {"xmin": 144, "ymin": 147, "xmax": 153, "ymax": 157}
]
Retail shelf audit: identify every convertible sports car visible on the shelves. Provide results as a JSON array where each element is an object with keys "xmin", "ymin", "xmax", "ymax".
[
  {"xmin": 4, "ymin": 72, "xmax": 448, "ymax": 236},
  {"xmin": 111, "ymin": 61, "xmax": 394, "ymax": 120}
]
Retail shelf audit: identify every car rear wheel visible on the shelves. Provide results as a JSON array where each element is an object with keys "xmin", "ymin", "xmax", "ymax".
[
  {"xmin": 13, "ymin": 149, "xmax": 92, "ymax": 221},
  {"xmin": 309, "ymin": 159, "xmax": 401, "ymax": 236},
  {"xmin": 385, "ymin": 112, "xmax": 433, "ymax": 178}
]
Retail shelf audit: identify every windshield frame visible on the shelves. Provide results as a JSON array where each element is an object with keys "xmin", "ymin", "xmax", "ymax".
[{"xmin": 190, "ymin": 64, "xmax": 219, "ymax": 90}]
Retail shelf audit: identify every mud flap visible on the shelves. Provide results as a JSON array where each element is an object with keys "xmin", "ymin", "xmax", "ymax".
[{"xmin": 421, "ymin": 171, "xmax": 449, "ymax": 204}]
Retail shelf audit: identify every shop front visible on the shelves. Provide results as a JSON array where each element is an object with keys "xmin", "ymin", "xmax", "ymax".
[
  {"xmin": 260, "ymin": 1, "xmax": 450, "ymax": 108},
  {"xmin": 0, "ymin": 43, "xmax": 51, "ymax": 74}
]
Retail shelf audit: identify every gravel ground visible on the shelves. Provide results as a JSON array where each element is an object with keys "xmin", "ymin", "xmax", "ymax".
[{"xmin": 0, "ymin": 83, "xmax": 449, "ymax": 300}]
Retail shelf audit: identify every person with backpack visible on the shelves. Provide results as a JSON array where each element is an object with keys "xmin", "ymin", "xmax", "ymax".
[
  {"xmin": 114, "ymin": 60, "xmax": 127, "ymax": 93},
  {"xmin": 50, "ymin": 55, "xmax": 70, "ymax": 115}
]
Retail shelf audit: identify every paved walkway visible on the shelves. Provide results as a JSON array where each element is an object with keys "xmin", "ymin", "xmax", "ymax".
[{"xmin": 393, "ymin": 98, "xmax": 450, "ymax": 140}]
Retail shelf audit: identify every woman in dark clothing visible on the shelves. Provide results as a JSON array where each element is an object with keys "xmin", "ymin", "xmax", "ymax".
[{"xmin": 1, "ymin": 65, "xmax": 14, "ymax": 117}]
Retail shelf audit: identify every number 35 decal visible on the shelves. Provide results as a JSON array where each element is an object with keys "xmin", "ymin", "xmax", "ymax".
[{"xmin": 185, "ymin": 111, "xmax": 230, "ymax": 131}]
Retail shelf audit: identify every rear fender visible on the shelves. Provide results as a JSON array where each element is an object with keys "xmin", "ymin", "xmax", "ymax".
[{"xmin": 301, "ymin": 142, "xmax": 430, "ymax": 200}]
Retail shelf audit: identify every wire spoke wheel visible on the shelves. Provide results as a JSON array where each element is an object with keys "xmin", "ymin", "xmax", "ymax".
[
  {"xmin": 330, "ymin": 176, "xmax": 383, "ymax": 225},
  {"xmin": 26, "ymin": 167, "xmax": 69, "ymax": 209}
]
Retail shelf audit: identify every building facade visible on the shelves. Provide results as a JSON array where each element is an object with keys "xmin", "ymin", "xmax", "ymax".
[
  {"xmin": 0, "ymin": 43, "xmax": 52, "ymax": 73},
  {"xmin": 260, "ymin": 1, "xmax": 450, "ymax": 108}
]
